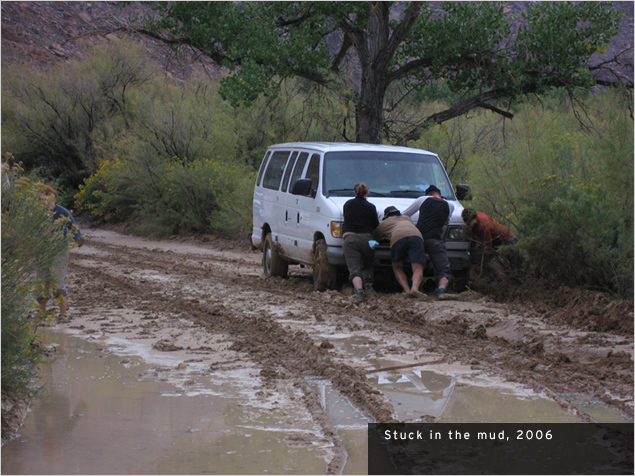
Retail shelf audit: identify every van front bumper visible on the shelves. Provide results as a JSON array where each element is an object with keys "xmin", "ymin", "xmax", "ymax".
[{"xmin": 326, "ymin": 245, "xmax": 470, "ymax": 272}]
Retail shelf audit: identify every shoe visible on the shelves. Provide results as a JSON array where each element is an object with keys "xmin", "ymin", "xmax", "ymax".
[
  {"xmin": 435, "ymin": 287, "xmax": 456, "ymax": 300},
  {"xmin": 407, "ymin": 290, "xmax": 429, "ymax": 300},
  {"xmin": 434, "ymin": 286, "xmax": 454, "ymax": 298},
  {"xmin": 353, "ymin": 288, "xmax": 365, "ymax": 301}
]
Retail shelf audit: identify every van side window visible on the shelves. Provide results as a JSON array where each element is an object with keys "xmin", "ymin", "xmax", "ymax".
[
  {"xmin": 256, "ymin": 151, "xmax": 272, "ymax": 187},
  {"xmin": 262, "ymin": 151, "xmax": 290, "ymax": 190},
  {"xmin": 305, "ymin": 154, "xmax": 320, "ymax": 193},
  {"xmin": 288, "ymin": 152, "xmax": 309, "ymax": 191},
  {"xmin": 282, "ymin": 151, "xmax": 299, "ymax": 192}
]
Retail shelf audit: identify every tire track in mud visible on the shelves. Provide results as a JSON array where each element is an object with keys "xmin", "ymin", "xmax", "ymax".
[
  {"xmin": 71, "ymin": 236, "xmax": 633, "ymax": 426},
  {"xmin": 72, "ymin": 244, "xmax": 397, "ymax": 423},
  {"xmin": 70, "ymin": 240, "xmax": 395, "ymax": 475}
]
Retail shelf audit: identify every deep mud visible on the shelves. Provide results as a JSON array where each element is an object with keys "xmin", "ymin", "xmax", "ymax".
[{"xmin": 3, "ymin": 228, "xmax": 633, "ymax": 470}]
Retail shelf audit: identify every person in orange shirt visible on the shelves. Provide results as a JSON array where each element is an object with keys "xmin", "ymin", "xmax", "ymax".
[{"xmin": 461, "ymin": 208, "xmax": 516, "ymax": 279}]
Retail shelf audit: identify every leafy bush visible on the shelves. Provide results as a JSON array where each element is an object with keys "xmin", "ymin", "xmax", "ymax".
[
  {"xmin": 520, "ymin": 178, "xmax": 632, "ymax": 295},
  {"xmin": 1, "ymin": 163, "xmax": 70, "ymax": 400},
  {"xmin": 466, "ymin": 90, "xmax": 633, "ymax": 296},
  {"xmin": 75, "ymin": 157, "xmax": 255, "ymax": 238},
  {"xmin": 1, "ymin": 39, "xmax": 153, "ymax": 190}
]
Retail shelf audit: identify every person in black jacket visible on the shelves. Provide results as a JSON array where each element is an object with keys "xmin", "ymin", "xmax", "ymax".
[
  {"xmin": 402, "ymin": 185, "xmax": 455, "ymax": 298},
  {"xmin": 342, "ymin": 182, "xmax": 379, "ymax": 301}
]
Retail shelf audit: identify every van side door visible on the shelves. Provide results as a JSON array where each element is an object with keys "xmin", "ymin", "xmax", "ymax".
[
  {"xmin": 279, "ymin": 151, "xmax": 312, "ymax": 262},
  {"xmin": 290, "ymin": 152, "xmax": 322, "ymax": 264}
]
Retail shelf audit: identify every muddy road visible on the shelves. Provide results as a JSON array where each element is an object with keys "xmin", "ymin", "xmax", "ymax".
[{"xmin": 48, "ymin": 228, "xmax": 633, "ymax": 471}]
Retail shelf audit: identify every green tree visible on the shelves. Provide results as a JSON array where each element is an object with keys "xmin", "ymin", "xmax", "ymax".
[{"xmin": 137, "ymin": 1, "xmax": 625, "ymax": 144}]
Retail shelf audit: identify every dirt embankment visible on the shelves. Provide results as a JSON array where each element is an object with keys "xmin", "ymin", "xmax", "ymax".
[{"xmin": 2, "ymin": 228, "xmax": 633, "ymax": 460}]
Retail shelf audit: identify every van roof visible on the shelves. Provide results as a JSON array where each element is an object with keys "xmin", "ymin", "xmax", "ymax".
[{"xmin": 267, "ymin": 142, "xmax": 436, "ymax": 155}]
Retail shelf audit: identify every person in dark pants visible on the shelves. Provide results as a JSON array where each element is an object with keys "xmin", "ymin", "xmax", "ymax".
[
  {"xmin": 401, "ymin": 185, "xmax": 455, "ymax": 298},
  {"xmin": 374, "ymin": 206, "xmax": 427, "ymax": 297},
  {"xmin": 342, "ymin": 182, "xmax": 379, "ymax": 301}
]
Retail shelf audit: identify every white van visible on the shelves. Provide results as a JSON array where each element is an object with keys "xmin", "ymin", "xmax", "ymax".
[{"xmin": 250, "ymin": 142, "xmax": 471, "ymax": 291}]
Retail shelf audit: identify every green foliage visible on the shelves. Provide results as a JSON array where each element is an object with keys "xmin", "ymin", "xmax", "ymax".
[
  {"xmin": 513, "ymin": 2, "xmax": 619, "ymax": 93},
  {"xmin": 143, "ymin": 1, "xmax": 624, "ymax": 144},
  {"xmin": 520, "ymin": 180, "xmax": 632, "ymax": 296},
  {"xmin": 1, "ymin": 164, "xmax": 70, "ymax": 399},
  {"xmin": 1, "ymin": 38, "xmax": 154, "ymax": 190},
  {"xmin": 466, "ymin": 90, "xmax": 633, "ymax": 296},
  {"xmin": 75, "ymin": 157, "xmax": 255, "ymax": 238}
]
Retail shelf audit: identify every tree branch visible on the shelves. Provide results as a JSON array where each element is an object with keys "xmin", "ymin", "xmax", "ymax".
[
  {"xmin": 384, "ymin": 2, "xmax": 423, "ymax": 61},
  {"xmin": 397, "ymin": 89, "xmax": 516, "ymax": 145},
  {"xmin": 476, "ymin": 101, "xmax": 514, "ymax": 119},
  {"xmin": 330, "ymin": 34, "xmax": 353, "ymax": 72}
]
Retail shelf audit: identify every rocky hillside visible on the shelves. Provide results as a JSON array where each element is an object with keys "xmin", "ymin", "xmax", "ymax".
[
  {"xmin": 2, "ymin": 1, "xmax": 633, "ymax": 83},
  {"xmin": 1, "ymin": 1, "xmax": 216, "ymax": 80}
]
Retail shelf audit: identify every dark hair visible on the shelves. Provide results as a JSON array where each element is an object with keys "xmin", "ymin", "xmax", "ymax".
[
  {"xmin": 354, "ymin": 182, "xmax": 369, "ymax": 199},
  {"xmin": 461, "ymin": 208, "xmax": 478, "ymax": 223},
  {"xmin": 425, "ymin": 185, "xmax": 441, "ymax": 195}
]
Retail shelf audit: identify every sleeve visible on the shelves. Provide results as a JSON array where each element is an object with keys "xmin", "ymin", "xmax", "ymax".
[
  {"xmin": 401, "ymin": 196, "xmax": 425, "ymax": 217},
  {"xmin": 373, "ymin": 221, "xmax": 387, "ymax": 240}
]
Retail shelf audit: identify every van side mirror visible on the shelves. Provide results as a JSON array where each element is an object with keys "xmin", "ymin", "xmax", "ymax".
[
  {"xmin": 291, "ymin": 178, "xmax": 313, "ymax": 196},
  {"xmin": 456, "ymin": 184, "xmax": 472, "ymax": 201}
]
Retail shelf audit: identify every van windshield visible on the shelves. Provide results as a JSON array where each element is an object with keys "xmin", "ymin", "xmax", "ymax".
[{"xmin": 323, "ymin": 151, "xmax": 455, "ymax": 199}]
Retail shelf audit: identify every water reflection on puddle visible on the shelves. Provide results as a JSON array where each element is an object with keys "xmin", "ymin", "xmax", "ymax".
[
  {"xmin": 1, "ymin": 331, "xmax": 339, "ymax": 475},
  {"xmin": 3, "ymin": 326, "xmax": 631, "ymax": 475},
  {"xmin": 324, "ymin": 333, "xmax": 632, "ymax": 425}
]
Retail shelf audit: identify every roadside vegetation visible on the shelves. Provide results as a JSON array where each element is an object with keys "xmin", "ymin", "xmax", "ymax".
[
  {"xmin": 2, "ymin": 38, "xmax": 632, "ymax": 297},
  {"xmin": 1, "ymin": 163, "xmax": 70, "ymax": 407}
]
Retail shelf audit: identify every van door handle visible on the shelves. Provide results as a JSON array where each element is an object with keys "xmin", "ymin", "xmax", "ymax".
[
  {"xmin": 297, "ymin": 212, "xmax": 300, "ymax": 223},
  {"xmin": 285, "ymin": 210, "xmax": 289, "ymax": 221}
]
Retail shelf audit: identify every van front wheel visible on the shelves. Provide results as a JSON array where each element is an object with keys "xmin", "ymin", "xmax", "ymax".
[
  {"xmin": 313, "ymin": 239, "xmax": 338, "ymax": 291},
  {"xmin": 263, "ymin": 234, "xmax": 288, "ymax": 278}
]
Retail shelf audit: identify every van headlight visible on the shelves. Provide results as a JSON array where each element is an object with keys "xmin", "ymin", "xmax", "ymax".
[
  {"xmin": 330, "ymin": 221, "xmax": 342, "ymax": 238},
  {"xmin": 445, "ymin": 225, "xmax": 466, "ymax": 241}
]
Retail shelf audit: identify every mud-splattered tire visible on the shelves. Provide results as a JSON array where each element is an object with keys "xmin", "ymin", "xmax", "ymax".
[
  {"xmin": 263, "ymin": 233, "xmax": 288, "ymax": 278},
  {"xmin": 313, "ymin": 239, "xmax": 338, "ymax": 291}
]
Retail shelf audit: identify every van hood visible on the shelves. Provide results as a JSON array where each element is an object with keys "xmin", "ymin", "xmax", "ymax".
[{"xmin": 327, "ymin": 196, "xmax": 465, "ymax": 226}]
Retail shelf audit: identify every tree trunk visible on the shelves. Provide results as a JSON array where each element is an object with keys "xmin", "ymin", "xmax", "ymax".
[
  {"xmin": 353, "ymin": 1, "xmax": 423, "ymax": 144},
  {"xmin": 355, "ymin": 73, "xmax": 387, "ymax": 144},
  {"xmin": 354, "ymin": 1, "xmax": 391, "ymax": 144}
]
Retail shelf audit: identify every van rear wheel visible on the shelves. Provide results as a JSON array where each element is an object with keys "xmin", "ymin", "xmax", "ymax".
[
  {"xmin": 313, "ymin": 239, "xmax": 338, "ymax": 291},
  {"xmin": 263, "ymin": 233, "xmax": 288, "ymax": 278}
]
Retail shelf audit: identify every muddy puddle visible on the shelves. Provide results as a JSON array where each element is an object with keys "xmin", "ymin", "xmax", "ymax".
[
  {"xmin": 1, "ymin": 330, "xmax": 360, "ymax": 475},
  {"xmin": 278, "ymin": 319, "xmax": 631, "ymax": 426},
  {"xmin": 3, "ymin": 322, "xmax": 630, "ymax": 475}
]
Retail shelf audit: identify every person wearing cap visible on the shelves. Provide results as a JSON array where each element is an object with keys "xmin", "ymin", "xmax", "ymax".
[
  {"xmin": 374, "ymin": 206, "xmax": 427, "ymax": 297},
  {"xmin": 462, "ymin": 208, "xmax": 516, "ymax": 279},
  {"xmin": 342, "ymin": 182, "xmax": 380, "ymax": 301},
  {"xmin": 401, "ymin": 185, "xmax": 455, "ymax": 298},
  {"xmin": 36, "ymin": 184, "xmax": 84, "ymax": 318}
]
